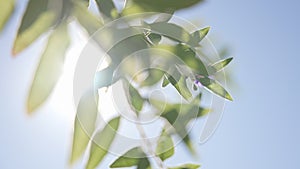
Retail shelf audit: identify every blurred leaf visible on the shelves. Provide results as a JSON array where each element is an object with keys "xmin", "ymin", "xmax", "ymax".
[
  {"xmin": 13, "ymin": 0, "xmax": 60, "ymax": 54},
  {"xmin": 162, "ymin": 74, "xmax": 170, "ymax": 87},
  {"xmin": 86, "ymin": 117, "xmax": 120, "ymax": 169},
  {"xmin": 108, "ymin": 34, "xmax": 148, "ymax": 64},
  {"xmin": 70, "ymin": 90, "xmax": 99, "ymax": 164},
  {"xmin": 154, "ymin": 12, "xmax": 174, "ymax": 23},
  {"xmin": 95, "ymin": 0, "xmax": 119, "ymax": 21},
  {"xmin": 0, "ymin": 0, "xmax": 15, "ymax": 32},
  {"xmin": 153, "ymin": 44, "xmax": 208, "ymax": 76},
  {"xmin": 73, "ymin": 1, "xmax": 103, "ymax": 35},
  {"xmin": 150, "ymin": 95, "xmax": 208, "ymax": 153},
  {"xmin": 169, "ymin": 163, "xmax": 201, "ymax": 169},
  {"xmin": 128, "ymin": 84, "xmax": 144, "ymax": 112},
  {"xmin": 174, "ymin": 76, "xmax": 192, "ymax": 100},
  {"xmin": 156, "ymin": 131, "xmax": 174, "ymax": 161},
  {"xmin": 147, "ymin": 33, "xmax": 162, "ymax": 45},
  {"xmin": 94, "ymin": 66, "xmax": 116, "ymax": 89},
  {"xmin": 197, "ymin": 77, "xmax": 233, "ymax": 101},
  {"xmin": 144, "ymin": 22, "xmax": 198, "ymax": 47},
  {"xmin": 208, "ymin": 57, "xmax": 233, "ymax": 74},
  {"xmin": 190, "ymin": 27, "xmax": 210, "ymax": 44},
  {"xmin": 123, "ymin": 0, "xmax": 204, "ymax": 15},
  {"xmin": 141, "ymin": 69, "xmax": 164, "ymax": 86},
  {"xmin": 27, "ymin": 24, "xmax": 70, "ymax": 113},
  {"xmin": 110, "ymin": 147, "xmax": 150, "ymax": 168}
]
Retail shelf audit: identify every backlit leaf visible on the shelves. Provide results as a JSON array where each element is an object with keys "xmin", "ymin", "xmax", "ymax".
[
  {"xmin": 169, "ymin": 163, "xmax": 201, "ymax": 169},
  {"xmin": 110, "ymin": 147, "xmax": 150, "ymax": 168},
  {"xmin": 86, "ymin": 117, "xmax": 120, "ymax": 169},
  {"xmin": 27, "ymin": 23, "xmax": 70, "ymax": 113},
  {"xmin": 0, "ymin": 0, "xmax": 15, "ymax": 32},
  {"xmin": 73, "ymin": 1, "xmax": 103, "ymax": 35},
  {"xmin": 69, "ymin": 90, "xmax": 99, "ymax": 164},
  {"xmin": 128, "ymin": 84, "xmax": 144, "ymax": 112},
  {"xmin": 208, "ymin": 57, "xmax": 233, "ymax": 74},
  {"xmin": 13, "ymin": 0, "xmax": 60, "ymax": 54},
  {"xmin": 156, "ymin": 131, "xmax": 174, "ymax": 161},
  {"xmin": 190, "ymin": 27, "xmax": 210, "ymax": 44},
  {"xmin": 197, "ymin": 77, "xmax": 233, "ymax": 101},
  {"xmin": 122, "ymin": 0, "xmax": 204, "ymax": 15}
]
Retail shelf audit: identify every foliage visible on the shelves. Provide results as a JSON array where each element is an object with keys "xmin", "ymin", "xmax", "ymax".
[{"xmin": 0, "ymin": 0, "xmax": 234, "ymax": 168}]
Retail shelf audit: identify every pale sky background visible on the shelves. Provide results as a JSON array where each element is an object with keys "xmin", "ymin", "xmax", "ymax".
[{"xmin": 1, "ymin": 0, "xmax": 300, "ymax": 169}]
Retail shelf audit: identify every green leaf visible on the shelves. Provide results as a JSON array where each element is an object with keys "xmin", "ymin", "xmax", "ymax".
[
  {"xmin": 95, "ymin": 0, "xmax": 119, "ymax": 21},
  {"xmin": 163, "ymin": 68, "xmax": 192, "ymax": 100},
  {"xmin": 122, "ymin": 0, "xmax": 204, "ymax": 15},
  {"xmin": 73, "ymin": 1, "xmax": 103, "ymax": 35},
  {"xmin": 0, "ymin": 0, "xmax": 14, "ymax": 32},
  {"xmin": 69, "ymin": 90, "xmax": 99, "ymax": 164},
  {"xmin": 208, "ymin": 57, "xmax": 233, "ymax": 74},
  {"xmin": 150, "ymin": 95, "xmax": 209, "ymax": 153},
  {"xmin": 27, "ymin": 24, "xmax": 70, "ymax": 113},
  {"xmin": 147, "ymin": 33, "xmax": 162, "ymax": 45},
  {"xmin": 169, "ymin": 163, "xmax": 201, "ymax": 169},
  {"xmin": 162, "ymin": 74, "xmax": 170, "ymax": 87},
  {"xmin": 128, "ymin": 84, "xmax": 144, "ymax": 112},
  {"xmin": 110, "ymin": 147, "xmax": 150, "ymax": 168},
  {"xmin": 174, "ymin": 76, "xmax": 192, "ymax": 101},
  {"xmin": 86, "ymin": 117, "xmax": 120, "ymax": 169},
  {"xmin": 144, "ymin": 22, "xmax": 199, "ymax": 47},
  {"xmin": 153, "ymin": 44, "xmax": 208, "ymax": 76},
  {"xmin": 156, "ymin": 131, "xmax": 174, "ymax": 161},
  {"xmin": 13, "ymin": 0, "xmax": 60, "ymax": 54},
  {"xmin": 190, "ymin": 27, "xmax": 210, "ymax": 43},
  {"xmin": 140, "ymin": 69, "xmax": 164, "ymax": 86},
  {"xmin": 197, "ymin": 77, "xmax": 233, "ymax": 101}
]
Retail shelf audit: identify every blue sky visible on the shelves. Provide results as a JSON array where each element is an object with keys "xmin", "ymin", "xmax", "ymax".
[{"xmin": 1, "ymin": 0, "xmax": 300, "ymax": 169}]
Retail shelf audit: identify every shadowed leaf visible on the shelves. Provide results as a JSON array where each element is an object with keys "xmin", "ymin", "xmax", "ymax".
[
  {"xmin": 27, "ymin": 24, "xmax": 70, "ymax": 113},
  {"xmin": 95, "ymin": 0, "xmax": 118, "ymax": 21},
  {"xmin": 86, "ymin": 117, "xmax": 120, "ymax": 169}
]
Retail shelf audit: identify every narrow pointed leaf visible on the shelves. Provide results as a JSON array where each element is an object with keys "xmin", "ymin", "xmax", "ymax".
[
  {"xmin": 162, "ymin": 74, "xmax": 170, "ymax": 87},
  {"xmin": 156, "ymin": 131, "xmax": 174, "ymax": 161},
  {"xmin": 147, "ymin": 33, "xmax": 162, "ymax": 45},
  {"xmin": 208, "ymin": 57, "xmax": 233, "ymax": 74},
  {"xmin": 110, "ymin": 147, "xmax": 149, "ymax": 168},
  {"xmin": 70, "ymin": 90, "xmax": 99, "ymax": 164},
  {"xmin": 86, "ymin": 117, "xmax": 120, "ymax": 169},
  {"xmin": 128, "ymin": 84, "xmax": 144, "ymax": 112},
  {"xmin": 122, "ymin": 0, "xmax": 204, "ymax": 14},
  {"xmin": 13, "ymin": 0, "xmax": 59, "ymax": 54},
  {"xmin": 169, "ymin": 163, "xmax": 200, "ymax": 169},
  {"xmin": 198, "ymin": 77, "xmax": 233, "ymax": 101},
  {"xmin": 141, "ymin": 69, "xmax": 164, "ymax": 86},
  {"xmin": 27, "ymin": 24, "xmax": 70, "ymax": 113},
  {"xmin": 73, "ymin": 1, "xmax": 103, "ymax": 35},
  {"xmin": 190, "ymin": 27, "xmax": 210, "ymax": 43},
  {"xmin": 0, "ymin": 0, "xmax": 14, "ymax": 32}
]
